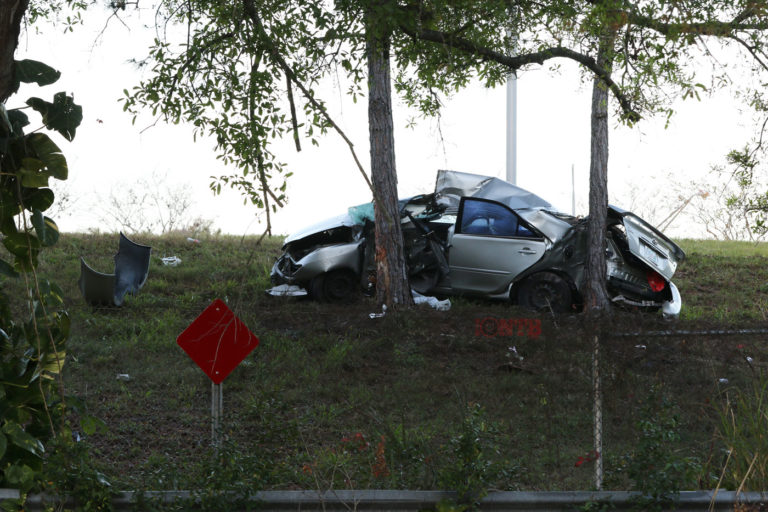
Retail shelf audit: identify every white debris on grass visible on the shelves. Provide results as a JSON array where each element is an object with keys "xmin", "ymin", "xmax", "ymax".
[
  {"xmin": 369, "ymin": 290, "xmax": 449, "ymax": 318},
  {"xmin": 412, "ymin": 290, "xmax": 451, "ymax": 311},
  {"xmin": 369, "ymin": 304, "xmax": 387, "ymax": 319},
  {"xmin": 266, "ymin": 284, "xmax": 308, "ymax": 297},
  {"xmin": 161, "ymin": 256, "xmax": 182, "ymax": 266}
]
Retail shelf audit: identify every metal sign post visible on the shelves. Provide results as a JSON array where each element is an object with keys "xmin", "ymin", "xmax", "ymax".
[
  {"xmin": 212, "ymin": 382, "xmax": 223, "ymax": 450},
  {"xmin": 593, "ymin": 333, "xmax": 603, "ymax": 490},
  {"xmin": 177, "ymin": 299, "xmax": 259, "ymax": 449}
]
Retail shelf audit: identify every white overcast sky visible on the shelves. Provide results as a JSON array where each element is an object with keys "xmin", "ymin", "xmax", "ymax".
[{"xmin": 13, "ymin": 5, "xmax": 758, "ymax": 239}]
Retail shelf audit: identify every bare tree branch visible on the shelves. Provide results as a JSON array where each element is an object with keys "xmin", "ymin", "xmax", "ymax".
[
  {"xmin": 400, "ymin": 25, "xmax": 641, "ymax": 122},
  {"xmin": 286, "ymin": 72, "xmax": 301, "ymax": 152},
  {"xmin": 626, "ymin": 5, "xmax": 768, "ymax": 36},
  {"xmin": 242, "ymin": 0, "xmax": 374, "ymax": 192},
  {"xmin": 729, "ymin": 33, "xmax": 768, "ymax": 73}
]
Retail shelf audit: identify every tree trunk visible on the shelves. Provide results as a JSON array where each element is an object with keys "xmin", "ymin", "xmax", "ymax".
[
  {"xmin": 0, "ymin": 0, "xmax": 28, "ymax": 102},
  {"xmin": 584, "ymin": 30, "xmax": 616, "ymax": 314},
  {"xmin": 366, "ymin": 27, "xmax": 413, "ymax": 308}
]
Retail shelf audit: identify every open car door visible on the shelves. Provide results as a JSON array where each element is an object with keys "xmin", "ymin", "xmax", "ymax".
[{"xmin": 449, "ymin": 198, "xmax": 546, "ymax": 295}]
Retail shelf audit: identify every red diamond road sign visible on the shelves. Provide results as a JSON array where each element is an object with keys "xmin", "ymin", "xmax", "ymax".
[{"xmin": 177, "ymin": 299, "xmax": 259, "ymax": 384}]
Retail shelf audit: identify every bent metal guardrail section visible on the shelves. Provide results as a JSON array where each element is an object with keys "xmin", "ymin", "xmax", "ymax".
[
  {"xmin": 2, "ymin": 489, "xmax": 767, "ymax": 511},
  {"xmin": 78, "ymin": 232, "xmax": 152, "ymax": 307}
]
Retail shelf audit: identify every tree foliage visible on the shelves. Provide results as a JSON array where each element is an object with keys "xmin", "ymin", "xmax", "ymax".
[
  {"xmin": 122, "ymin": 1, "xmax": 350, "ymax": 234},
  {"xmin": 123, "ymin": 0, "xmax": 768, "ymax": 309},
  {"xmin": 724, "ymin": 129, "xmax": 768, "ymax": 236},
  {"xmin": 0, "ymin": 60, "xmax": 80, "ymax": 503}
]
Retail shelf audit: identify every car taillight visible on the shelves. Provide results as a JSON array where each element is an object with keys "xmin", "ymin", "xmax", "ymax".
[{"xmin": 646, "ymin": 270, "xmax": 666, "ymax": 292}]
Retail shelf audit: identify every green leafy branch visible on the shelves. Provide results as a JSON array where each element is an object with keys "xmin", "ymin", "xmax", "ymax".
[{"xmin": 0, "ymin": 58, "xmax": 100, "ymax": 508}]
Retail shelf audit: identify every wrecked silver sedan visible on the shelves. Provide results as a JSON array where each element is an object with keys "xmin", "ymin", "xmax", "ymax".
[{"xmin": 270, "ymin": 170, "xmax": 684, "ymax": 315}]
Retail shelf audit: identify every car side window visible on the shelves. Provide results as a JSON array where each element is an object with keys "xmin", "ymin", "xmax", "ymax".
[{"xmin": 458, "ymin": 198, "xmax": 537, "ymax": 238}]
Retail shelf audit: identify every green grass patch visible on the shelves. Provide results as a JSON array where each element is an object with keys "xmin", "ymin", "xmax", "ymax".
[
  {"xmin": 673, "ymin": 239, "xmax": 768, "ymax": 321},
  {"xmin": 2, "ymin": 233, "xmax": 765, "ymax": 494}
]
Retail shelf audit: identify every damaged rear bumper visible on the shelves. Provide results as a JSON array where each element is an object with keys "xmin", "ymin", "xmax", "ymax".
[
  {"xmin": 611, "ymin": 281, "xmax": 682, "ymax": 317},
  {"xmin": 661, "ymin": 281, "xmax": 682, "ymax": 317}
]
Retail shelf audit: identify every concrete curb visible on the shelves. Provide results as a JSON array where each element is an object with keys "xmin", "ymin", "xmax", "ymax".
[{"xmin": 3, "ymin": 489, "xmax": 768, "ymax": 511}]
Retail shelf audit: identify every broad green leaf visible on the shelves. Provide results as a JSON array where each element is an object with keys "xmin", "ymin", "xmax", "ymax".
[
  {"xmin": 21, "ymin": 188, "xmax": 55, "ymax": 212},
  {"xmin": 20, "ymin": 157, "xmax": 43, "ymax": 172},
  {"xmin": 18, "ymin": 157, "xmax": 49, "ymax": 187},
  {"xmin": 25, "ymin": 133, "xmax": 67, "ymax": 180},
  {"xmin": 14, "ymin": 59, "xmax": 61, "ymax": 87},
  {"xmin": 0, "ymin": 104, "xmax": 11, "ymax": 136},
  {"xmin": 3, "ymin": 233, "xmax": 40, "ymax": 272},
  {"xmin": 26, "ymin": 92, "xmax": 82, "ymax": 141},
  {"xmin": 31, "ymin": 209, "xmax": 45, "ymax": 240},
  {"xmin": 31, "ymin": 210, "xmax": 59, "ymax": 247},
  {"xmin": 13, "ymin": 254, "xmax": 39, "ymax": 273},
  {"xmin": 2, "ymin": 422, "xmax": 44, "ymax": 457},
  {"xmin": 0, "ymin": 432, "xmax": 6, "ymax": 460},
  {"xmin": 0, "ymin": 258, "xmax": 18, "ymax": 278},
  {"xmin": 6, "ymin": 108, "xmax": 29, "ymax": 135},
  {"xmin": 0, "ymin": 216, "xmax": 18, "ymax": 236},
  {"xmin": 53, "ymin": 311, "xmax": 70, "ymax": 341},
  {"xmin": 31, "ymin": 350, "xmax": 66, "ymax": 382},
  {"xmin": 42, "ymin": 216, "xmax": 60, "ymax": 247},
  {"xmin": 36, "ymin": 279, "xmax": 65, "ymax": 306},
  {"xmin": 0, "ymin": 187, "xmax": 20, "ymax": 220},
  {"xmin": 2, "ymin": 233, "xmax": 40, "ymax": 257},
  {"xmin": 3, "ymin": 463, "xmax": 36, "ymax": 488}
]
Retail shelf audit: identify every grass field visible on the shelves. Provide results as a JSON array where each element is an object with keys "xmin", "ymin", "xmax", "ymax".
[
  {"xmin": 3, "ymin": 233, "xmax": 768, "ymax": 493},
  {"xmin": 673, "ymin": 239, "xmax": 768, "ymax": 321}
]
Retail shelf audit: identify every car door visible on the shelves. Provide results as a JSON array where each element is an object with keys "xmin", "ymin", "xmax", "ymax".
[{"xmin": 449, "ymin": 197, "xmax": 546, "ymax": 295}]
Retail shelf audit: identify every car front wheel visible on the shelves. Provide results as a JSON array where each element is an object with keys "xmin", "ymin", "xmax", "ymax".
[
  {"xmin": 516, "ymin": 272, "xmax": 573, "ymax": 313},
  {"xmin": 310, "ymin": 269, "xmax": 359, "ymax": 302}
]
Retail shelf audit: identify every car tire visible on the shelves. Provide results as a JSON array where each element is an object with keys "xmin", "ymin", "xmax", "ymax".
[
  {"xmin": 516, "ymin": 272, "xmax": 573, "ymax": 313},
  {"xmin": 310, "ymin": 269, "xmax": 358, "ymax": 302}
]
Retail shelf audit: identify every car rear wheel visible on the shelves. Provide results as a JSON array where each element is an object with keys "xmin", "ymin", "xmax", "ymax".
[
  {"xmin": 516, "ymin": 272, "xmax": 573, "ymax": 313},
  {"xmin": 310, "ymin": 269, "xmax": 358, "ymax": 302}
]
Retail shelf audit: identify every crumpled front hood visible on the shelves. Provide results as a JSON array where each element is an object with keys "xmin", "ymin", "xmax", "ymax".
[{"xmin": 283, "ymin": 212, "xmax": 357, "ymax": 246}]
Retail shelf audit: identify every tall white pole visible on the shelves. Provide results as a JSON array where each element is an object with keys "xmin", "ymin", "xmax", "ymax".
[
  {"xmin": 572, "ymin": 164, "xmax": 576, "ymax": 215},
  {"xmin": 506, "ymin": 9, "xmax": 518, "ymax": 186},
  {"xmin": 506, "ymin": 72, "xmax": 517, "ymax": 185}
]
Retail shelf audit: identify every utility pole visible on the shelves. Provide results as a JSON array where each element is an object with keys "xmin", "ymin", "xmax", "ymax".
[
  {"xmin": 505, "ymin": 7, "xmax": 518, "ymax": 185},
  {"xmin": 506, "ymin": 70, "xmax": 517, "ymax": 185},
  {"xmin": 572, "ymin": 164, "xmax": 576, "ymax": 215}
]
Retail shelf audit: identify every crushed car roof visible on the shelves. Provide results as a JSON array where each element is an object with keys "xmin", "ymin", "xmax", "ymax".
[
  {"xmin": 283, "ymin": 170, "xmax": 556, "ymax": 247},
  {"xmin": 435, "ymin": 170, "xmax": 552, "ymax": 212}
]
